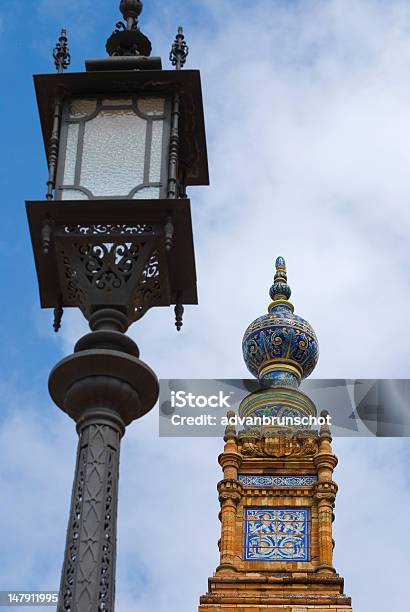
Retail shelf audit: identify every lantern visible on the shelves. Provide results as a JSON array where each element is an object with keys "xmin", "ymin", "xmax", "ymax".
[{"xmin": 27, "ymin": 11, "xmax": 208, "ymax": 330}]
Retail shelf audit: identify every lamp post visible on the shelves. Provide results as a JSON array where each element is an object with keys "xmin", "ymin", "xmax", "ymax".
[{"xmin": 26, "ymin": 2, "xmax": 209, "ymax": 610}]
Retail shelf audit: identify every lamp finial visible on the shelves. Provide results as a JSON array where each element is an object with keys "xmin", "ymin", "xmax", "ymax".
[
  {"xmin": 170, "ymin": 26, "xmax": 189, "ymax": 70},
  {"xmin": 119, "ymin": 0, "xmax": 143, "ymax": 30},
  {"xmin": 106, "ymin": 0, "xmax": 152, "ymax": 56},
  {"xmin": 53, "ymin": 28, "xmax": 71, "ymax": 73}
]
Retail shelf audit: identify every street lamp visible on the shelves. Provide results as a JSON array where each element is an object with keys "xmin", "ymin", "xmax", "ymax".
[{"xmin": 25, "ymin": 2, "xmax": 209, "ymax": 610}]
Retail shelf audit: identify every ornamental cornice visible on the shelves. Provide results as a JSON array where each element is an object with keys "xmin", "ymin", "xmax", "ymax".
[
  {"xmin": 238, "ymin": 430, "xmax": 319, "ymax": 458},
  {"xmin": 200, "ymin": 593, "xmax": 351, "ymax": 606},
  {"xmin": 219, "ymin": 492, "xmax": 242, "ymax": 505},
  {"xmin": 243, "ymin": 488, "xmax": 313, "ymax": 498},
  {"xmin": 218, "ymin": 451, "xmax": 242, "ymax": 469},
  {"xmin": 313, "ymin": 451, "xmax": 338, "ymax": 470},
  {"xmin": 217, "ymin": 478, "xmax": 243, "ymax": 504},
  {"xmin": 313, "ymin": 480, "xmax": 338, "ymax": 501}
]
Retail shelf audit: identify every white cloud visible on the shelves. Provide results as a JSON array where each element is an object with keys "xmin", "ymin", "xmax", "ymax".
[
  {"xmin": 60, "ymin": 0, "xmax": 410, "ymax": 380},
  {"xmin": 0, "ymin": 388, "xmax": 74, "ymax": 589},
  {"xmin": 333, "ymin": 437, "xmax": 410, "ymax": 610}
]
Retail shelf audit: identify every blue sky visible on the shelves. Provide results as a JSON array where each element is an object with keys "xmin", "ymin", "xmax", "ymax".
[{"xmin": 1, "ymin": 1, "xmax": 410, "ymax": 611}]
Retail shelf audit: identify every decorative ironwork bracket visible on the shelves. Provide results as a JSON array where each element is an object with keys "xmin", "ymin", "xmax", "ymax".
[
  {"xmin": 54, "ymin": 224, "xmax": 165, "ymax": 324},
  {"xmin": 26, "ymin": 199, "xmax": 198, "ymax": 330}
]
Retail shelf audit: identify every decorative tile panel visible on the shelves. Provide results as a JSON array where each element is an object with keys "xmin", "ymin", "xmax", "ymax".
[
  {"xmin": 244, "ymin": 508, "xmax": 309, "ymax": 561},
  {"xmin": 238, "ymin": 474, "xmax": 317, "ymax": 487}
]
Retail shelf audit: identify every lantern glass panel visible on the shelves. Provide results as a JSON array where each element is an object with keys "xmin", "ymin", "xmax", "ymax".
[
  {"xmin": 132, "ymin": 187, "xmax": 160, "ymax": 199},
  {"xmin": 61, "ymin": 189, "xmax": 89, "ymax": 200},
  {"xmin": 63, "ymin": 124, "xmax": 79, "ymax": 184},
  {"xmin": 80, "ymin": 108, "xmax": 146, "ymax": 196},
  {"xmin": 57, "ymin": 96, "xmax": 170, "ymax": 200},
  {"xmin": 149, "ymin": 121, "xmax": 164, "ymax": 182}
]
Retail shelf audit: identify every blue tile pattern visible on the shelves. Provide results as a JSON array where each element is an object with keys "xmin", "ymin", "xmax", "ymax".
[
  {"xmin": 244, "ymin": 508, "xmax": 309, "ymax": 561},
  {"xmin": 239, "ymin": 474, "xmax": 317, "ymax": 487}
]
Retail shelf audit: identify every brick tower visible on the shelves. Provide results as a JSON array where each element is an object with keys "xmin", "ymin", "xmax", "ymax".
[{"xmin": 198, "ymin": 257, "xmax": 352, "ymax": 612}]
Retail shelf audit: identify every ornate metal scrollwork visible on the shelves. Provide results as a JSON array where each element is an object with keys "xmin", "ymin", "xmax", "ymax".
[
  {"xmin": 55, "ymin": 224, "xmax": 167, "ymax": 325},
  {"xmin": 76, "ymin": 242, "xmax": 141, "ymax": 292},
  {"xmin": 133, "ymin": 250, "xmax": 161, "ymax": 317},
  {"xmin": 60, "ymin": 248, "xmax": 88, "ymax": 312},
  {"xmin": 170, "ymin": 27, "xmax": 189, "ymax": 70},
  {"xmin": 64, "ymin": 224, "xmax": 155, "ymax": 236}
]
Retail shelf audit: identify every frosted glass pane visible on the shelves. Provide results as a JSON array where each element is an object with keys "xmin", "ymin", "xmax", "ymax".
[
  {"xmin": 80, "ymin": 109, "xmax": 147, "ymax": 197},
  {"xmin": 102, "ymin": 98, "xmax": 133, "ymax": 106},
  {"xmin": 61, "ymin": 189, "xmax": 89, "ymax": 200},
  {"xmin": 70, "ymin": 99, "xmax": 97, "ymax": 118},
  {"xmin": 133, "ymin": 187, "xmax": 160, "ymax": 199},
  {"xmin": 138, "ymin": 98, "xmax": 165, "ymax": 116},
  {"xmin": 149, "ymin": 121, "xmax": 164, "ymax": 182},
  {"xmin": 63, "ymin": 124, "xmax": 79, "ymax": 184}
]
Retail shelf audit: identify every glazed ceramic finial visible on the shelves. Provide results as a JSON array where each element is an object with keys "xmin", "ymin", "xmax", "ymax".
[
  {"xmin": 242, "ymin": 256, "xmax": 319, "ymax": 388},
  {"xmin": 268, "ymin": 256, "xmax": 292, "ymax": 312}
]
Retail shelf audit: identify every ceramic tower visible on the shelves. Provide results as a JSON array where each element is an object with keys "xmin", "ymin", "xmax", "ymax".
[{"xmin": 198, "ymin": 257, "xmax": 352, "ymax": 611}]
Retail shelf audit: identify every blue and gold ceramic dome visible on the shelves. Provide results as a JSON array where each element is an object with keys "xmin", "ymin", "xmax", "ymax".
[{"xmin": 242, "ymin": 257, "xmax": 319, "ymax": 389}]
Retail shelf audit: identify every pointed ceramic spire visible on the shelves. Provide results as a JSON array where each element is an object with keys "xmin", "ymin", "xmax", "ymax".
[{"xmin": 268, "ymin": 256, "xmax": 293, "ymax": 313}]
